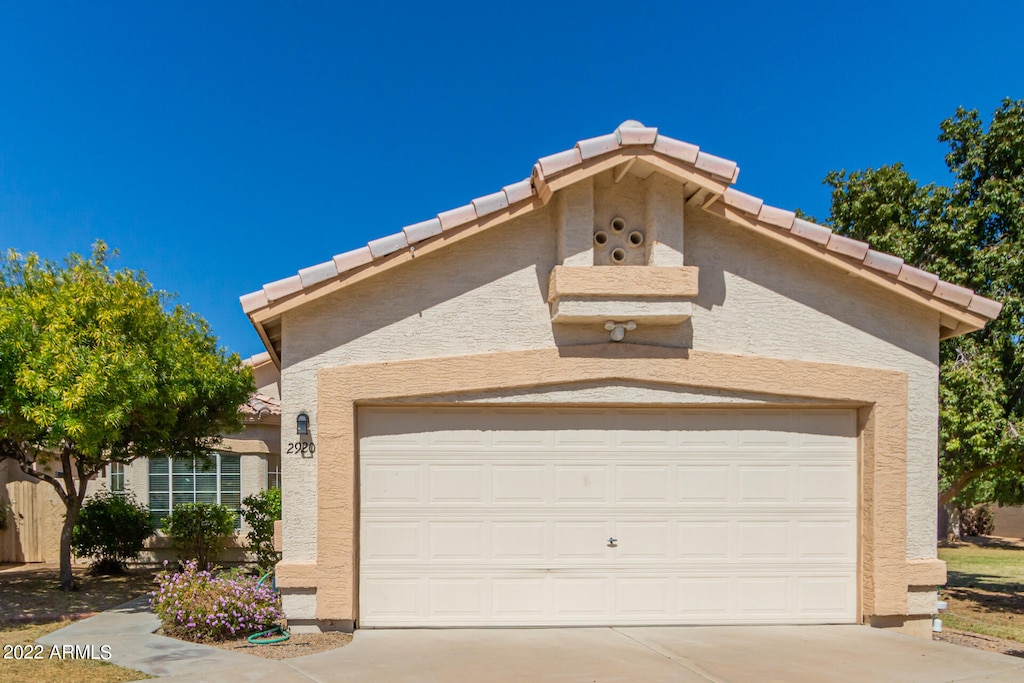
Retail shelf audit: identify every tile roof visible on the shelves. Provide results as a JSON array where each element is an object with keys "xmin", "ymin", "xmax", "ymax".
[
  {"xmin": 241, "ymin": 121, "xmax": 1003, "ymax": 333},
  {"xmin": 241, "ymin": 392, "xmax": 281, "ymax": 418}
]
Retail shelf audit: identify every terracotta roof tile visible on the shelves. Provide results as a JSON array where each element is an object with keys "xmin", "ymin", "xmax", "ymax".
[
  {"xmin": 863, "ymin": 250, "xmax": 904, "ymax": 276},
  {"xmin": 333, "ymin": 246, "xmax": 373, "ymax": 273},
  {"xmin": 503, "ymin": 179, "xmax": 534, "ymax": 205},
  {"xmin": 616, "ymin": 125, "xmax": 658, "ymax": 146},
  {"xmin": 791, "ymin": 218, "xmax": 832, "ymax": 246},
  {"xmin": 367, "ymin": 232, "xmax": 409, "ymax": 258},
  {"xmin": 932, "ymin": 280, "xmax": 975, "ymax": 307},
  {"xmin": 695, "ymin": 151, "xmax": 738, "ymax": 181},
  {"xmin": 471, "ymin": 190, "xmax": 509, "ymax": 218},
  {"xmin": 242, "ymin": 351, "xmax": 272, "ymax": 367},
  {"xmin": 403, "ymin": 217, "xmax": 444, "ymax": 244},
  {"xmin": 298, "ymin": 260, "xmax": 339, "ymax": 288},
  {"xmin": 825, "ymin": 233, "xmax": 871, "ymax": 260},
  {"xmin": 537, "ymin": 147, "xmax": 583, "ymax": 176},
  {"xmin": 968, "ymin": 295, "xmax": 1004, "ymax": 318},
  {"xmin": 239, "ymin": 289, "xmax": 269, "ymax": 314},
  {"xmin": 576, "ymin": 133, "xmax": 620, "ymax": 160},
  {"xmin": 757, "ymin": 205, "xmax": 796, "ymax": 230},
  {"xmin": 723, "ymin": 188, "xmax": 764, "ymax": 216},
  {"xmin": 898, "ymin": 264, "xmax": 940, "ymax": 293},
  {"xmin": 437, "ymin": 204, "xmax": 478, "ymax": 231},
  {"xmin": 241, "ymin": 392, "xmax": 281, "ymax": 417},
  {"xmin": 652, "ymin": 135, "xmax": 699, "ymax": 164},
  {"xmin": 263, "ymin": 275, "xmax": 303, "ymax": 302}
]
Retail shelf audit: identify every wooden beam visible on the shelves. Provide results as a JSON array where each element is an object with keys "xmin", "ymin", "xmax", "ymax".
[{"xmin": 612, "ymin": 157, "xmax": 637, "ymax": 183}]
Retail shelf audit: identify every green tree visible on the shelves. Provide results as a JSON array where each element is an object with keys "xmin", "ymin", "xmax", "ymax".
[
  {"xmin": 0, "ymin": 243, "xmax": 254, "ymax": 589},
  {"xmin": 817, "ymin": 99, "xmax": 1023, "ymax": 523}
]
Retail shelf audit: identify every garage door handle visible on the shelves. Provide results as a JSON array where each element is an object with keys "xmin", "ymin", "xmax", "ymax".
[{"xmin": 607, "ymin": 537, "xmax": 618, "ymax": 548}]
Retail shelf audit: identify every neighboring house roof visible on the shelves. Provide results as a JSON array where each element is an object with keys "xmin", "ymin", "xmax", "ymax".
[
  {"xmin": 241, "ymin": 392, "xmax": 281, "ymax": 418},
  {"xmin": 240, "ymin": 121, "xmax": 1003, "ymax": 366}
]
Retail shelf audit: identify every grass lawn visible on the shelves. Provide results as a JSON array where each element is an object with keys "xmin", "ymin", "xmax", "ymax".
[
  {"xmin": 939, "ymin": 540, "xmax": 1024, "ymax": 643},
  {"xmin": 0, "ymin": 564, "xmax": 156, "ymax": 683},
  {"xmin": 0, "ymin": 621, "xmax": 151, "ymax": 683}
]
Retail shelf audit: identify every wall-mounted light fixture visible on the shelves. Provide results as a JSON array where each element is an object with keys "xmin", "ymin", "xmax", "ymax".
[{"xmin": 296, "ymin": 412, "xmax": 310, "ymax": 436}]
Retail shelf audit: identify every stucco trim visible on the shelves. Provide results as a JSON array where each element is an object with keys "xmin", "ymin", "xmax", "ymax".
[
  {"xmin": 905, "ymin": 559, "xmax": 947, "ymax": 586},
  {"xmin": 547, "ymin": 265, "xmax": 699, "ymax": 301},
  {"xmin": 274, "ymin": 344, "xmax": 921, "ymax": 625}
]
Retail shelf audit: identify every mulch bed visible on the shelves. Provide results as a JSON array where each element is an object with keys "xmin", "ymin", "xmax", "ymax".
[{"xmin": 199, "ymin": 631, "xmax": 353, "ymax": 659}]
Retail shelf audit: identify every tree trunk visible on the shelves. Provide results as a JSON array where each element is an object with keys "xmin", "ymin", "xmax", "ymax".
[
  {"xmin": 940, "ymin": 504, "xmax": 962, "ymax": 543},
  {"xmin": 59, "ymin": 499, "xmax": 81, "ymax": 591}
]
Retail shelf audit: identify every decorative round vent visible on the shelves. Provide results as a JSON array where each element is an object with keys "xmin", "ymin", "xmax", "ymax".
[{"xmin": 594, "ymin": 217, "xmax": 644, "ymax": 265}]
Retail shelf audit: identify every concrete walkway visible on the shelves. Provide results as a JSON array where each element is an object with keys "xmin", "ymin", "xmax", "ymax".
[{"xmin": 38, "ymin": 602, "xmax": 1024, "ymax": 682}]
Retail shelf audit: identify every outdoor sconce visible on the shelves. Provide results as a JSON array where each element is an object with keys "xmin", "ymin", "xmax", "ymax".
[{"xmin": 296, "ymin": 412, "xmax": 310, "ymax": 436}]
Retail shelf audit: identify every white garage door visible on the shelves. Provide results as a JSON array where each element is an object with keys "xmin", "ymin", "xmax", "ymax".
[{"xmin": 358, "ymin": 407, "xmax": 857, "ymax": 627}]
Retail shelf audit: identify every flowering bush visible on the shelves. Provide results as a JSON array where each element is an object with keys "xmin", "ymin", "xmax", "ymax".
[{"xmin": 151, "ymin": 560, "xmax": 282, "ymax": 641}]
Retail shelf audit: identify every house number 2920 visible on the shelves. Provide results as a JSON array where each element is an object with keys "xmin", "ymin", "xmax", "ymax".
[{"xmin": 286, "ymin": 442, "xmax": 316, "ymax": 456}]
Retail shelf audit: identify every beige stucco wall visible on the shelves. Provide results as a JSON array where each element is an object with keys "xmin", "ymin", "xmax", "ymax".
[{"xmin": 277, "ymin": 169, "xmax": 942, "ymax": 626}]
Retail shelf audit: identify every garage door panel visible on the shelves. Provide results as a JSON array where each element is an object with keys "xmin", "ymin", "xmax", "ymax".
[
  {"xmin": 362, "ymin": 578, "xmax": 421, "ymax": 617},
  {"xmin": 616, "ymin": 577, "xmax": 671, "ymax": 616},
  {"xmin": 737, "ymin": 577, "xmax": 791, "ymax": 615},
  {"xmin": 737, "ymin": 522, "xmax": 791, "ymax": 559},
  {"xmin": 677, "ymin": 521, "xmax": 730, "ymax": 559},
  {"xmin": 492, "ymin": 578, "xmax": 545, "ymax": 616},
  {"xmin": 676, "ymin": 577, "xmax": 731, "ymax": 616},
  {"xmin": 363, "ymin": 464, "xmax": 422, "ymax": 504},
  {"xmin": 359, "ymin": 407, "xmax": 857, "ymax": 627},
  {"xmin": 554, "ymin": 465, "xmax": 608, "ymax": 502},
  {"xmin": 428, "ymin": 465, "xmax": 485, "ymax": 503},
  {"xmin": 492, "ymin": 465, "xmax": 546, "ymax": 503},
  {"xmin": 797, "ymin": 576, "xmax": 855, "ymax": 615},
  {"xmin": 737, "ymin": 466, "xmax": 792, "ymax": 504},
  {"xmin": 552, "ymin": 577, "xmax": 609, "ymax": 616},
  {"xmin": 798, "ymin": 465, "xmax": 856, "ymax": 504},
  {"xmin": 553, "ymin": 521, "xmax": 611, "ymax": 559},
  {"xmin": 428, "ymin": 522, "xmax": 485, "ymax": 560},
  {"xmin": 429, "ymin": 579, "xmax": 485, "ymax": 616},
  {"xmin": 616, "ymin": 465, "xmax": 672, "ymax": 503},
  {"xmin": 797, "ymin": 521, "xmax": 856, "ymax": 560},
  {"xmin": 613, "ymin": 521, "xmax": 671, "ymax": 559},
  {"xmin": 492, "ymin": 521, "xmax": 546, "ymax": 559},
  {"xmin": 677, "ymin": 465, "xmax": 731, "ymax": 503},
  {"xmin": 362, "ymin": 521, "xmax": 421, "ymax": 561}
]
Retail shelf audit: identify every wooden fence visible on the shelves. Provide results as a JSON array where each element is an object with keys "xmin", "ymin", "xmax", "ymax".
[{"xmin": 0, "ymin": 480, "xmax": 63, "ymax": 563}]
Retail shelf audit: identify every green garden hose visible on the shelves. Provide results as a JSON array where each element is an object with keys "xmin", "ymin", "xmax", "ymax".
[
  {"xmin": 249, "ymin": 570, "xmax": 289, "ymax": 644},
  {"xmin": 247, "ymin": 626, "xmax": 290, "ymax": 644}
]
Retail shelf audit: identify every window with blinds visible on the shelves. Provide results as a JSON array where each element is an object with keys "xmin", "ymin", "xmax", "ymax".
[{"xmin": 149, "ymin": 454, "xmax": 242, "ymax": 530}]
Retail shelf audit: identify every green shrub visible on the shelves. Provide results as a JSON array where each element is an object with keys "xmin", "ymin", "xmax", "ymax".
[
  {"xmin": 240, "ymin": 488, "xmax": 281, "ymax": 572},
  {"xmin": 150, "ymin": 560, "xmax": 282, "ymax": 641},
  {"xmin": 71, "ymin": 491, "xmax": 154, "ymax": 574},
  {"xmin": 162, "ymin": 503, "xmax": 236, "ymax": 569}
]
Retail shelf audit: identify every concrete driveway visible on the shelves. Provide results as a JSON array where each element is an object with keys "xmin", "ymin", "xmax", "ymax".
[
  {"xmin": 37, "ymin": 602, "xmax": 1024, "ymax": 683},
  {"xmin": 144, "ymin": 625, "xmax": 1024, "ymax": 683}
]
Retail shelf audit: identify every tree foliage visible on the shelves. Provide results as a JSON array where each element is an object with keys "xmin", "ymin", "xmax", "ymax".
[
  {"xmin": 240, "ymin": 487, "xmax": 282, "ymax": 572},
  {"xmin": 0, "ymin": 243, "xmax": 254, "ymax": 588},
  {"xmin": 819, "ymin": 99, "xmax": 1024, "ymax": 507}
]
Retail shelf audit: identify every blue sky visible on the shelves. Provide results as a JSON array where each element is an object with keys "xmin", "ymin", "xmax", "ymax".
[{"xmin": 1, "ymin": 1, "xmax": 1022, "ymax": 358}]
